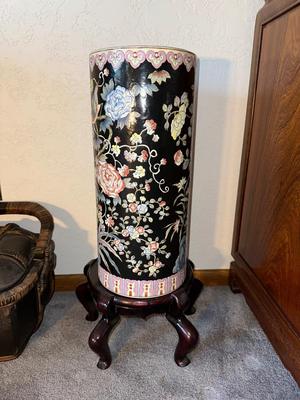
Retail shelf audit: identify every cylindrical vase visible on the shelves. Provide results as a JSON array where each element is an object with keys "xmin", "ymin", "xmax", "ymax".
[{"xmin": 89, "ymin": 46, "xmax": 196, "ymax": 298}]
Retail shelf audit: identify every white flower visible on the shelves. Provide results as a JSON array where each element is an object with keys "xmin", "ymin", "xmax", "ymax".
[
  {"xmin": 152, "ymin": 134, "xmax": 159, "ymax": 142},
  {"xmin": 148, "ymin": 260, "xmax": 163, "ymax": 276},
  {"xmin": 130, "ymin": 231, "xmax": 139, "ymax": 240},
  {"xmin": 142, "ymin": 247, "xmax": 151, "ymax": 258},
  {"xmin": 127, "ymin": 193, "xmax": 136, "ymax": 203},
  {"xmin": 124, "ymin": 150, "xmax": 137, "ymax": 162},
  {"xmin": 133, "ymin": 166, "xmax": 145, "ymax": 178},
  {"xmin": 149, "ymin": 265, "xmax": 157, "ymax": 276},
  {"xmin": 137, "ymin": 204, "xmax": 148, "ymax": 214}
]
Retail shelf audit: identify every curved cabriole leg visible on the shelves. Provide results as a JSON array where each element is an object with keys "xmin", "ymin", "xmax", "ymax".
[
  {"xmin": 166, "ymin": 292, "xmax": 199, "ymax": 367},
  {"xmin": 185, "ymin": 278, "xmax": 203, "ymax": 315},
  {"xmin": 76, "ymin": 282, "xmax": 99, "ymax": 321},
  {"xmin": 88, "ymin": 296, "xmax": 120, "ymax": 369}
]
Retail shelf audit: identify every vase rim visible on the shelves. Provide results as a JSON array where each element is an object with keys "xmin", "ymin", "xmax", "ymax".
[{"xmin": 89, "ymin": 45, "xmax": 196, "ymax": 57}]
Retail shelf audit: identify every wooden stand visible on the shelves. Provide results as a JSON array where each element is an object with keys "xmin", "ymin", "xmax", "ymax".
[{"xmin": 76, "ymin": 259, "xmax": 202, "ymax": 369}]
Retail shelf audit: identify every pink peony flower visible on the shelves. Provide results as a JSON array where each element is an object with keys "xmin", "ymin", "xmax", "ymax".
[
  {"xmin": 145, "ymin": 183, "xmax": 151, "ymax": 192},
  {"xmin": 160, "ymin": 158, "xmax": 167, "ymax": 165},
  {"xmin": 152, "ymin": 134, "xmax": 159, "ymax": 142},
  {"xmin": 159, "ymin": 201, "xmax": 166, "ymax": 207},
  {"xmin": 96, "ymin": 162, "xmax": 125, "ymax": 198},
  {"xmin": 174, "ymin": 150, "xmax": 184, "ymax": 166},
  {"xmin": 114, "ymin": 136, "xmax": 121, "ymax": 144}
]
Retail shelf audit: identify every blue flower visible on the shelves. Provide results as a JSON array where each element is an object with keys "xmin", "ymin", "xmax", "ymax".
[{"xmin": 104, "ymin": 86, "xmax": 134, "ymax": 122}]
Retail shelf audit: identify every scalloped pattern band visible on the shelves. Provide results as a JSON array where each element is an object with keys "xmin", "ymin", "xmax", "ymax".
[{"xmin": 90, "ymin": 48, "xmax": 196, "ymax": 72}]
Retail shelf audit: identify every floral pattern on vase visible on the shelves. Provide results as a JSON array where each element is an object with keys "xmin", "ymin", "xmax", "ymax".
[{"xmin": 90, "ymin": 47, "xmax": 196, "ymax": 298}]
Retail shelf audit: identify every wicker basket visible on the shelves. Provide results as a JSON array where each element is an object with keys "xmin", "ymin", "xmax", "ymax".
[{"xmin": 0, "ymin": 202, "xmax": 56, "ymax": 361}]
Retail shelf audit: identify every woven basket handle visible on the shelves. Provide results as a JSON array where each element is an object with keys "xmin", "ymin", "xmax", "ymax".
[{"xmin": 0, "ymin": 201, "xmax": 54, "ymax": 259}]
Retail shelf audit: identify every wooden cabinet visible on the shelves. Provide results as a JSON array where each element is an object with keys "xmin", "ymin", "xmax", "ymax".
[{"xmin": 230, "ymin": 0, "xmax": 300, "ymax": 384}]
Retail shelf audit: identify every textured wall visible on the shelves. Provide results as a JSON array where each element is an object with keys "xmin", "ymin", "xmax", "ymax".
[{"xmin": 0, "ymin": 0, "xmax": 263, "ymax": 274}]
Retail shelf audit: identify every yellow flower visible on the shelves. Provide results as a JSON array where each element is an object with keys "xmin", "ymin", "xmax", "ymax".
[
  {"xmin": 130, "ymin": 132, "xmax": 142, "ymax": 145},
  {"xmin": 112, "ymin": 144, "xmax": 121, "ymax": 156},
  {"xmin": 171, "ymin": 104, "xmax": 187, "ymax": 140},
  {"xmin": 127, "ymin": 193, "xmax": 136, "ymax": 203},
  {"xmin": 133, "ymin": 166, "xmax": 145, "ymax": 178}
]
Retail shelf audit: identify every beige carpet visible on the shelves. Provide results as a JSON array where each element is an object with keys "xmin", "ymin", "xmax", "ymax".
[{"xmin": 1, "ymin": 287, "xmax": 299, "ymax": 400}]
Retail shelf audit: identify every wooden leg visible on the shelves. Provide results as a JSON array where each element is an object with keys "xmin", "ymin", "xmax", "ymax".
[
  {"xmin": 88, "ymin": 296, "xmax": 120, "ymax": 369},
  {"xmin": 166, "ymin": 292, "xmax": 199, "ymax": 367},
  {"xmin": 76, "ymin": 282, "xmax": 99, "ymax": 321},
  {"xmin": 185, "ymin": 277, "xmax": 203, "ymax": 315}
]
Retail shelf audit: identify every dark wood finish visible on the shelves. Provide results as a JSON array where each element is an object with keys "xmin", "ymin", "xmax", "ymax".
[
  {"xmin": 56, "ymin": 274, "xmax": 87, "ymax": 291},
  {"xmin": 195, "ymin": 269, "xmax": 228, "ymax": 286},
  {"xmin": 56, "ymin": 269, "xmax": 228, "ymax": 291},
  {"xmin": 230, "ymin": 262, "xmax": 300, "ymax": 378},
  {"xmin": 88, "ymin": 293, "xmax": 120, "ymax": 369},
  {"xmin": 230, "ymin": 0, "xmax": 300, "ymax": 384},
  {"xmin": 76, "ymin": 259, "xmax": 202, "ymax": 369},
  {"xmin": 0, "ymin": 201, "xmax": 56, "ymax": 361},
  {"xmin": 75, "ymin": 281, "xmax": 98, "ymax": 321},
  {"xmin": 166, "ymin": 293, "xmax": 199, "ymax": 367}
]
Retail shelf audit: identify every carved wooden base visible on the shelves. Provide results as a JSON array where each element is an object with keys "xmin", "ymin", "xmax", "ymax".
[{"xmin": 76, "ymin": 259, "xmax": 202, "ymax": 369}]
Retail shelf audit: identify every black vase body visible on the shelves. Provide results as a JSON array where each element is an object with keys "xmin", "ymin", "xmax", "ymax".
[{"xmin": 90, "ymin": 46, "xmax": 196, "ymax": 298}]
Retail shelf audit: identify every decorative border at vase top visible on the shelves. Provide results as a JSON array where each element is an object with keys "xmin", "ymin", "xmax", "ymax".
[
  {"xmin": 89, "ymin": 46, "xmax": 196, "ymax": 72},
  {"xmin": 98, "ymin": 264, "xmax": 186, "ymax": 298}
]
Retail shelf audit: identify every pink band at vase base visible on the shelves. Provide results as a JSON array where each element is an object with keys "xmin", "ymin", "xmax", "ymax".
[{"xmin": 98, "ymin": 265, "xmax": 186, "ymax": 299}]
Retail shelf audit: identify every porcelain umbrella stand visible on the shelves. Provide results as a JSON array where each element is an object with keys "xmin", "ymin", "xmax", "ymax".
[{"xmin": 76, "ymin": 46, "xmax": 203, "ymax": 368}]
